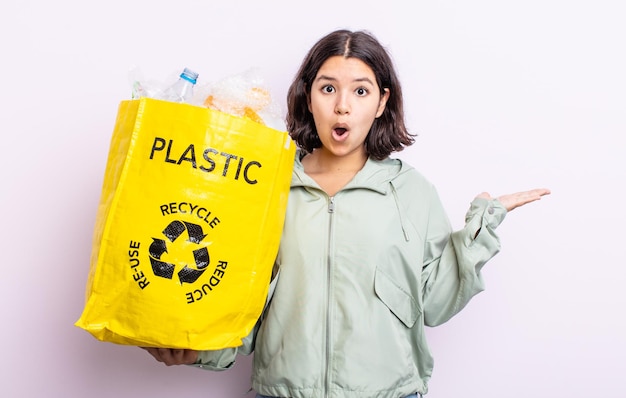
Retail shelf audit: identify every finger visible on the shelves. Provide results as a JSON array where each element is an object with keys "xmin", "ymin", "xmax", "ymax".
[
  {"xmin": 142, "ymin": 347, "xmax": 163, "ymax": 362},
  {"xmin": 517, "ymin": 188, "xmax": 551, "ymax": 204},
  {"xmin": 498, "ymin": 188, "xmax": 550, "ymax": 211},
  {"xmin": 151, "ymin": 348, "xmax": 171, "ymax": 365},
  {"xmin": 157, "ymin": 348, "xmax": 182, "ymax": 366},
  {"xmin": 182, "ymin": 349, "xmax": 199, "ymax": 364},
  {"xmin": 171, "ymin": 349, "xmax": 186, "ymax": 363},
  {"xmin": 161, "ymin": 349, "xmax": 196, "ymax": 366},
  {"xmin": 532, "ymin": 188, "xmax": 551, "ymax": 197}
]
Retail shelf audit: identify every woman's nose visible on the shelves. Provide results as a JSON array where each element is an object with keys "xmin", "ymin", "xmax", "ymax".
[{"xmin": 335, "ymin": 96, "xmax": 350, "ymax": 115}]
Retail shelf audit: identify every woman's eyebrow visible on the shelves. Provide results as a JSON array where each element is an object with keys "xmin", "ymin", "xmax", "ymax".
[
  {"xmin": 315, "ymin": 75, "xmax": 374, "ymax": 85},
  {"xmin": 353, "ymin": 77, "xmax": 375, "ymax": 85},
  {"xmin": 315, "ymin": 74, "xmax": 336, "ymax": 82}
]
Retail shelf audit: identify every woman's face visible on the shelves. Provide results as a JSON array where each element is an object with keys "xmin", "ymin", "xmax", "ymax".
[{"xmin": 308, "ymin": 56, "xmax": 389, "ymax": 160}]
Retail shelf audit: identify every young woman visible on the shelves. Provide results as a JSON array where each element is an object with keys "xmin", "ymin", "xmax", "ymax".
[{"xmin": 144, "ymin": 29, "xmax": 550, "ymax": 398}]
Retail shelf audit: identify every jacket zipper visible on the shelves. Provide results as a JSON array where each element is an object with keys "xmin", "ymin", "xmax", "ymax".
[{"xmin": 324, "ymin": 196, "xmax": 335, "ymax": 398}]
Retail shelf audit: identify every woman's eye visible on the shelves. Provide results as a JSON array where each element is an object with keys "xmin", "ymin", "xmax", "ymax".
[
  {"xmin": 322, "ymin": 85, "xmax": 335, "ymax": 93},
  {"xmin": 355, "ymin": 87, "xmax": 368, "ymax": 96}
]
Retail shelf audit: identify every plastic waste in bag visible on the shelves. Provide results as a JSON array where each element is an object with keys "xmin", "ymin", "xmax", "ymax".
[{"xmin": 161, "ymin": 68, "xmax": 199, "ymax": 103}]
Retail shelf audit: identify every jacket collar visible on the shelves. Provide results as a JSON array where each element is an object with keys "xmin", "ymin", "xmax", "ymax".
[{"xmin": 290, "ymin": 149, "xmax": 410, "ymax": 195}]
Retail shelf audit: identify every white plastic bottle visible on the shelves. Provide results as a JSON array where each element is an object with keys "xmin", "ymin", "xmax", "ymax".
[{"xmin": 162, "ymin": 68, "xmax": 199, "ymax": 103}]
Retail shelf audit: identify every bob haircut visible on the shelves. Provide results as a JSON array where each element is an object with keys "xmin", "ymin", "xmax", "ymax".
[{"xmin": 286, "ymin": 29, "xmax": 415, "ymax": 160}]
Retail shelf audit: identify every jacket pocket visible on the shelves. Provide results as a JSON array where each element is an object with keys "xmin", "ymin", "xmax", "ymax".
[{"xmin": 374, "ymin": 267, "xmax": 420, "ymax": 328}]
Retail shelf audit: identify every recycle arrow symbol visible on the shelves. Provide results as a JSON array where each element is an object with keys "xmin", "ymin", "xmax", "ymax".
[
  {"xmin": 148, "ymin": 220, "xmax": 210, "ymax": 284},
  {"xmin": 149, "ymin": 238, "xmax": 175, "ymax": 279},
  {"xmin": 162, "ymin": 220, "xmax": 208, "ymax": 244},
  {"xmin": 178, "ymin": 247, "xmax": 209, "ymax": 284}
]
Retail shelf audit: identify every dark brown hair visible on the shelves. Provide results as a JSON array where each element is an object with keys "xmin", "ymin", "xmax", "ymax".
[{"xmin": 286, "ymin": 29, "xmax": 415, "ymax": 160}]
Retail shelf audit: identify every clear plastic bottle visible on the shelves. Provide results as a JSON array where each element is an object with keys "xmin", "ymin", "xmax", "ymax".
[{"xmin": 162, "ymin": 68, "xmax": 199, "ymax": 103}]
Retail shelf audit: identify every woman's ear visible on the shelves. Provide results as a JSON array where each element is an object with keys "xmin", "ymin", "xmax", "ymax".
[{"xmin": 375, "ymin": 88, "xmax": 390, "ymax": 118}]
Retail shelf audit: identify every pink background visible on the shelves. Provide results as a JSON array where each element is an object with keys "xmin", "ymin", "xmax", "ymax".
[{"xmin": 1, "ymin": 0, "xmax": 624, "ymax": 397}]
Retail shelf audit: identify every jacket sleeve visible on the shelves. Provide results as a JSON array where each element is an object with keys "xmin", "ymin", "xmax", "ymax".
[
  {"xmin": 189, "ymin": 326, "xmax": 255, "ymax": 371},
  {"xmin": 421, "ymin": 191, "xmax": 507, "ymax": 327},
  {"xmin": 189, "ymin": 269, "xmax": 280, "ymax": 371}
]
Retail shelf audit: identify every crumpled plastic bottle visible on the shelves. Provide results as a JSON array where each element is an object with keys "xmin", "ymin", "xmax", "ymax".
[{"xmin": 161, "ymin": 68, "xmax": 199, "ymax": 103}]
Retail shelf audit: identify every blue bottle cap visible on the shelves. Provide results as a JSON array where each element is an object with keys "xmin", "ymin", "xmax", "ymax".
[{"xmin": 180, "ymin": 68, "xmax": 199, "ymax": 84}]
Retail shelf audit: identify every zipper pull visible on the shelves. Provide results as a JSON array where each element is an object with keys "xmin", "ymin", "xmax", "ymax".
[{"xmin": 328, "ymin": 196, "xmax": 335, "ymax": 213}]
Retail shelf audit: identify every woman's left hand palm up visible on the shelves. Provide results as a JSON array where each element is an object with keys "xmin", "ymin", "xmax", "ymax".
[{"xmin": 477, "ymin": 188, "xmax": 551, "ymax": 212}]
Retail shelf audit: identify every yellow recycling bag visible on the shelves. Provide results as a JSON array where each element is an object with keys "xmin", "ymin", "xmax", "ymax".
[{"xmin": 76, "ymin": 98, "xmax": 295, "ymax": 350}]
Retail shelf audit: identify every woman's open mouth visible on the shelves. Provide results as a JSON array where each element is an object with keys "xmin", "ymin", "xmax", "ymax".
[{"xmin": 332, "ymin": 124, "xmax": 350, "ymax": 141}]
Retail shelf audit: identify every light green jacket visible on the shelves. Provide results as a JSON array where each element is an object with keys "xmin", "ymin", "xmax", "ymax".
[{"xmin": 194, "ymin": 153, "xmax": 507, "ymax": 397}]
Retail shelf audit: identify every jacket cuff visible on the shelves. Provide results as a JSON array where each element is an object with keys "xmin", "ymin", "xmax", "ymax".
[
  {"xmin": 458, "ymin": 197, "xmax": 506, "ymax": 262},
  {"xmin": 465, "ymin": 197, "xmax": 507, "ymax": 232},
  {"xmin": 188, "ymin": 348, "xmax": 238, "ymax": 371}
]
